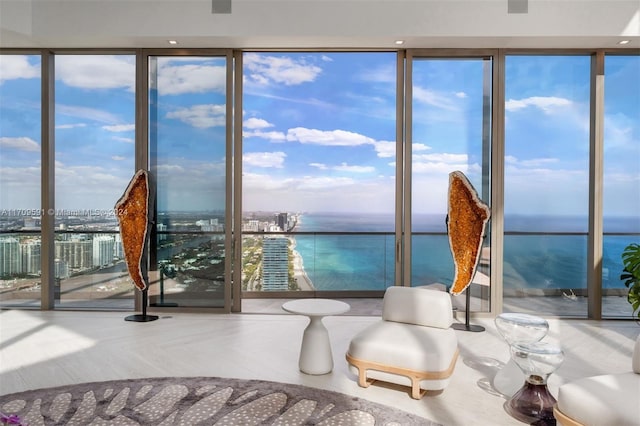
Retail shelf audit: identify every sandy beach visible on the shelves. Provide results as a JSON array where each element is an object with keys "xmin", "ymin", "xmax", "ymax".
[{"xmin": 289, "ymin": 237, "xmax": 315, "ymax": 291}]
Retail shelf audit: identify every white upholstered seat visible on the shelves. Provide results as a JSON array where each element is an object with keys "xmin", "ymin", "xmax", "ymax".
[
  {"xmin": 554, "ymin": 333, "xmax": 640, "ymax": 426},
  {"xmin": 346, "ymin": 286, "xmax": 458, "ymax": 399}
]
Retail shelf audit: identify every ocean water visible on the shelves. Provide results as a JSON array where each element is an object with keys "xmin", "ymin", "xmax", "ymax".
[{"xmin": 293, "ymin": 213, "xmax": 639, "ymax": 291}]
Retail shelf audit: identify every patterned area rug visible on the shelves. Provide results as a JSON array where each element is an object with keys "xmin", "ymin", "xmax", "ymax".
[{"xmin": 0, "ymin": 377, "xmax": 438, "ymax": 425}]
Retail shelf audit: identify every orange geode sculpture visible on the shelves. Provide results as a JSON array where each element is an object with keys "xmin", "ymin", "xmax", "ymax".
[
  {"xmin": 114, "ymin": 170, "xmax": 151, "ymax": 291},
  {"xmin": 447, "ymin": 171, "xmax": 490, "ymax": 295}
]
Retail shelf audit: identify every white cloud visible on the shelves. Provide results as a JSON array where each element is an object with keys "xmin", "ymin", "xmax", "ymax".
[
  {"xmin": 505, "ymin": 96, "xmax": 572, "ymax": 113},
  {"xmin": 244, "ymin": 53, "xmax": 322, "ymax": 86},
  {"xmin": 310, "ymin": 163, "xmax": 328, "ymax": 170},
  {"xmin": 359, "ymin": 64, "xmax": 396, "ymax": 84},
  {"xmin": 242, "ymin": 172, "xmax": 294, "ymax": 191},
  {"xmin": 111, "ymin": 156, "xmax": 126, "ymax": 161},
  {"xmin": 287, "ymin": 127, "xmax": 374, "ymax": 146},
  {"xmin": 243, "ymin": 130, "xmax": 287, "ymax": 141},
  {"xmin": 372, "ymin": 140, "xmax": 396, "ymax": 158},
  {"xmin": 455, "ymin": 92, "xmax": 467, "ymax": 98},
  {"xmin": 506, "ymin": 156, "xmax": 559, "ymax": 168},
  {"xmin": 56, "ymin": 104, "xmax": 121, "ymax": 125},
  {"xmin": 0, "ymin": 165, "xmax": 40, "ymax": 208},
  {"xmin": 415, "ymin": 153, "xmax": 468, "ymax": 163},
  {"xmin": 155, "ymin": 164, "xmax": 186, "ymax": 174},
  {"xmin": 56, "ymin": 123, "xmax": 87, "ymax": 130},
  {"xmin": 113, "ymin": 136, "xmax": 134, "ymax": 144},
  {"xmin": 56, "ymin": 55, "xmax": 135, "ymax": 91},
  {"xmin": 504, "ymin": 166, "xmax": 589, "ymax": 215},
  {"xmin": 413, "ymin": 143, "xmax": 432, "ymax": 152},
  {"xmin": 0, "ymin": 55, "xmax": 39, "ymax": 83},
  {"xmin": 604, "ymin": 113, "xmax": 639, "ymax": 151},
  {"xmin": 413, "ymin": 86, "xmax": 460, "ymax": 111},
  {"xmin": 166, "ymin": 104, "xmax": 226, "ymax": 128},
  {"xmin": 242, "ymin": 172, "xmax": 395, "ymax": 213},
  {"xmin": 155, "ymin": 62, "xmax": 226, "ymax": 95},
  {"xmin": 244, "ymin": 151, "xmax": 286, "ymax": 168},
  {"xmin": 297, "ymin": 176, "xmax": 356, "ymax": 190},
  {"xmin": 243, "ymin": 118, "xmax": 274, "ymax": 129},
  {"xmin": 102, "ymin": 124, "xmax": 135, "ymax": 132},
  {"xmin": 0, "ymin": 137, "xmax": 39, "ymax": 152},
  {"xmin": 334, "ymin": 163, "xmax": 375, "ymax": 173},
  {"xmin": 412, "ymin": 153, "xmax": 477, "ymax": 175},
  {"xmin": 50, "ymin": 162, "xmax": 136, "ymax": 210}
]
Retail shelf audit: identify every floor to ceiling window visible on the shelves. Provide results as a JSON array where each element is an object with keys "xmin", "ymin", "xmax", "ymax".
[
  {"xmin": 241, "ymin": 52, "xmax": 398, "ymax": 294},
  {"xmin": 1, "ymin": 49, "xmax": 637, "ymax": 319},
  {"xmin": 148, "ymin": 54, "xmax": 230, "ymax": 309},
  {"xmin": 408, "ymin": 55, "xmax": 493, "ymax": 313},
  {"xmin": 503, "ymin": 55, "xmax": 591, "ymax": 317},
  {"xmin": 0, "ymin": 54, "xmax": 42, "ymax": 308},
  {"xmin": 54, "ymin": 54, "xmax": 136, "ymax": 309},
  {"xmin": 602, "ymin": 54, "xmax": 640, "ymax": 318}
]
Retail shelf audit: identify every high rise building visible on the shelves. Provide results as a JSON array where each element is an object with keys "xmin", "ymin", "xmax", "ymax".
[
  {"xmin": 93, "ymin": 235, "xmax": 115, "ymax": 267},
  {"xmin": 277, "ymin": 213, "xmax": 288, "ymax": 232},
  {"xmin": 56, "ymin": 239, "xmax": 92, "ymax": 270},
  {"xmin": 54, "ymin": 258, "xmax": 69, "ymax": 279},
  {"xmin": 21, "ymin": 239, "xmax": 41, "ymax": 275},
  {"xmin": 0, "ymin": 237, "xmax": 21, "ymax": 277},
  {"xmin": 243, "ymin": 220, "xmax": 260, "ymax": 232},
  {"xmin": 114, "ymin": 234, "xmax": 124, "ymax": 259},
  {"xmin": 156, "ymin": 223, "xmax": 167, "ymax": 241},
  {"xmin": 262, "ymin": 236, "xmax": 289, "ymax": 291}
]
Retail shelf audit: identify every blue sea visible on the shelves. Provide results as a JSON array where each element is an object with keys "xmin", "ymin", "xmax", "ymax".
[{"xmin": 293, "ymin": 213, "xmax": 640, "ymax": 291}]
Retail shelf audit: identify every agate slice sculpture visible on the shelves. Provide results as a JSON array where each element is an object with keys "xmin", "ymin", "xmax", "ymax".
[
  {"xmin": 447, "ymin": 171, "xmax": 491, "ymax": 295},
  {"xmin": 114, "ymin": 169, "xmax": 150, "ymax": 291}
]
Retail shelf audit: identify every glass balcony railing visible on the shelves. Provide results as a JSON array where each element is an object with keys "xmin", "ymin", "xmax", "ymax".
[
  {"xmin": 0, "ymin": 232, "xmax": 42, "ymax": 308},
  {"xmin": 53, "ymin": 231, "xmax": 134, "ymax": 309},
  {"xmin": 151, "ymin": 231, "xmax": 226, "ymax": 308},
  {"xmin": 2, "ymin": 229, "xmax": 636, "ymax": 317},
  {"xmin": 242, "ymin": 230, "xmax": 636, "ymax": 317},
  {"xmin": 242, "ymin": 232, "xmax": 396, "ymax": 292},
  {"xmin": 503, "ymin": 231, "xmax": 638, "ymax": 317}
]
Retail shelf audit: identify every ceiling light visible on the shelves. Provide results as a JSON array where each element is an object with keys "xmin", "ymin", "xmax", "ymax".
[
  {"xmin": 395, "ymin": 40, "xmax": 404, "ymax": 45},
  {"xmin": 168, "ymin": 40, "xmax": 178, "ymax": 45},
  {"xmin": 618, "ymin": 40, "xmax": 630, "ymax": 45}
]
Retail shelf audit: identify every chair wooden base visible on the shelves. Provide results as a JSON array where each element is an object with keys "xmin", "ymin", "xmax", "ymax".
[
  {"xmin": 345, "ymin": 349, "xmax": 459, "ymax": 399},
  {"xmin": 553, "ymin": 404, "xmax": 585, "ymax": 426}
]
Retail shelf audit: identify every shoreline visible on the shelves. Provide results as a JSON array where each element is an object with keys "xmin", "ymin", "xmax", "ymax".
[{"xmin": 289, "ymin": 237, "xmax": 315, "ymax": 291}]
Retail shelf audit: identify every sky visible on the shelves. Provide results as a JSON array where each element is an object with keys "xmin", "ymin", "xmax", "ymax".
[{"xmin": 0, "ymin": 52, "xmax": 638, "ymax": 225}]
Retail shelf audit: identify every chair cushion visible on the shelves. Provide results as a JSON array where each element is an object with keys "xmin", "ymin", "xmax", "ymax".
[
  {"xmin": 556, "ymin": 372, "xmax": 640, "ymax": 426},
  {"xmin": 348, "ymin": 320, "xmax": 458, "ymax": 373},
  {"xmin": 382, "ymin": 286, "xmax": 453, "ymax": 329}
]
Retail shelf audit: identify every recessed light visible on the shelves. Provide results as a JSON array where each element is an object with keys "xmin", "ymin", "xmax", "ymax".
[
  {"xmin": 618, "ymin": 40, "xmax": 630, "ymax": 45},
  {"xmin": 168, "ymin": 40, "xmax": 178, "ymax": 45},
  {"xmin": 395, "ymin": 40, "xmax": 404, "ymax": 45}
]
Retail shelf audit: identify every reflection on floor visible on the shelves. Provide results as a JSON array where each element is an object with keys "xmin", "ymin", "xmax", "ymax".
[
  {"xmin": 0, "ymin": 310, "xmax": 637, "ymax": 426},
  {"xmin": 0, "ymin": 292, "xmax": 636, "ymax": 320}
]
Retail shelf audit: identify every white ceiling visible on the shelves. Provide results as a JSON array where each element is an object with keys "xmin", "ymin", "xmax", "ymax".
[{"xmin": 1, "ymin": 0, "xmax": 639, "ymax": 49}]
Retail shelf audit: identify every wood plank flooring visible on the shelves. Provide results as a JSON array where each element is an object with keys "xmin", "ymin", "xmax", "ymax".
[{"xmin": 0, "ymin": 309, "xmax": 638, "ymax": 425}]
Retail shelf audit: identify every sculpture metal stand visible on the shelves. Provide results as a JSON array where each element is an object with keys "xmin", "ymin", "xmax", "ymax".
[
  {"xmin": 451, "ymin": 287, "xmax": 485, "ymax": 332},
  {"xmin": 125, "ymin": 288, "xmax": 159, "ymax": 322}
]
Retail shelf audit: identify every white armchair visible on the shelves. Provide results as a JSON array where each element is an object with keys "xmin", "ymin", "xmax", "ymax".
[
  {"xmin": 553, "ymin": 333, "xmax": 640, "ymax": 426},
  {"xmin": 346, "ymin": 286, "xmax": 458, "ymax": 399}
]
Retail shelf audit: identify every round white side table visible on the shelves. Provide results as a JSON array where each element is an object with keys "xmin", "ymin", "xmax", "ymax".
[{"xmin": 282, "ymin": 299, "xmax": 351, "ymax": 375}]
